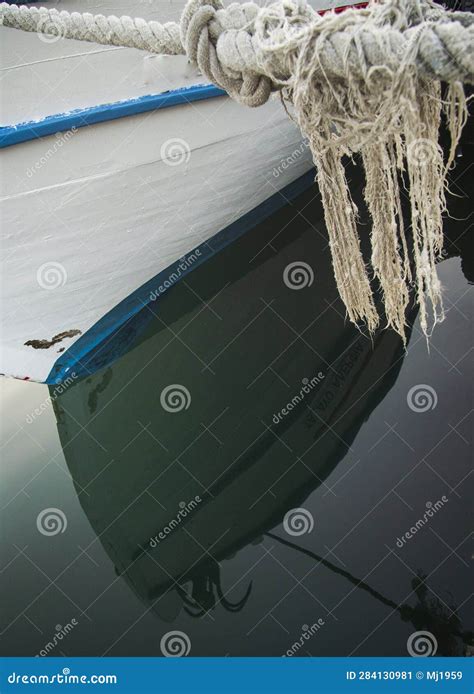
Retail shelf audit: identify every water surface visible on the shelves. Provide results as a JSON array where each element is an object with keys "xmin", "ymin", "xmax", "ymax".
[{"xmin": 1, "ymin": 153, "xmax": 472, "ymax": 658}]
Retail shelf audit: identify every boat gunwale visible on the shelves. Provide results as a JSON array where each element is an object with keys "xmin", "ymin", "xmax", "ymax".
[
  {"xmin": 0, "ymin": 83, "xmax": 226, "ymax": 148},
  {"xmin": 0, "ymin": 1, "xmax": 372, "ymax": 149}
]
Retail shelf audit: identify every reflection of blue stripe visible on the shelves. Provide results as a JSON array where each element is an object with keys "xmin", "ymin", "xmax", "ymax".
[
  {"xmin": 46, "ymin": 168, "xmax": 316, "ymax": 385},
  {"xmin": 0, "ymin": 84, "xmax": 225, "ymax": 148}
]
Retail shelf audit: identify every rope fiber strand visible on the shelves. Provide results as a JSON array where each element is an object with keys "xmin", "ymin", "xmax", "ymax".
[{"xmin": 1, "ymin": 0, "xmax": 473, "ymax": 341}]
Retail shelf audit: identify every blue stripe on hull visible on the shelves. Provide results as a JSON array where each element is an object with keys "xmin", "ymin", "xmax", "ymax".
[
  {"xmin": 0, "ymin": 84, "xmax": 225, "ymax": 148},
  {"xmin": 46, "ymin": 169, "xmax": 316, "ymax": 384}
]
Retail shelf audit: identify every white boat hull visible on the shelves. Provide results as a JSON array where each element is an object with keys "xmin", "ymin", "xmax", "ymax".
[
  {"xmin": 0, "ymin": 98, "xmax": 311, "ymax": 382},
  {"xmin": 1, "ymin": 9, "xmax": 315, "ymax": 383}
]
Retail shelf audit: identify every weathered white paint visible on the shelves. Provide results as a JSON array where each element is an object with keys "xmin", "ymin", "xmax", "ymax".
[
  {"xmin": 1, "ymin": 0, "xmax": 337, "ymax": 382},
  {"xmin": 1, "ymin": 89, "xmax": 313, "ymax": 382},
  {"xmin": 1, "ymin": 27, "xmax": 205, "ymax": 127}
]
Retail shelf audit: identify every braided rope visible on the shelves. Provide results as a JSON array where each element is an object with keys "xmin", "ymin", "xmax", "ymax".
[
  {"xmin": 1, "ymin": 0, "xmax": 473, "ymax": 106},
  {"xmin": 1, "ymin": 0, "xmax": 473, "ymax": 340},
  {"xmin": 0, "ymin": 2, "xmax": 184, "ymax": 54}
]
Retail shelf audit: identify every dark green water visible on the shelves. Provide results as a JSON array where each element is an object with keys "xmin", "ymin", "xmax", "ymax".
[{"xmin": 1, "ymin": 151, "xmax": 472, "ymax": 658}]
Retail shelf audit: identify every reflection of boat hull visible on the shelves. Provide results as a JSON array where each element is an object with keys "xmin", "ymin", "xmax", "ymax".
[
  {"xmin": 1, "ymin": 0, "xmax": 314, "ymax": 384},
  {"xmin": 131, "ymin": 330, "xmax": 408, "ymax": 607},
  {"xmin": 1, "ymin": 100, "xmax": 313, "ymax": 384},
  {"xmin": 52, "ymin": 192, "xmax": 415, "ymax": 618}
]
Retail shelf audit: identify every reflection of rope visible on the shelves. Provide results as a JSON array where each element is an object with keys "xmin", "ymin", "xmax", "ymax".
[
  {"xmin": 266, "ymin": 531, "xmax": 399, "ymax": 610},
  {"xmin": 175, "ymin": 562, "xmax": 252, "ymax": 617},
  {"xmin": 267, "ymin": 531, "xmax": 474, "ymax": 651}
]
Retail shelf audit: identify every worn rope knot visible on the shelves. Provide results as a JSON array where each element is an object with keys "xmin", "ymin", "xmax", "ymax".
[
  {"xmin": 181, "ymin": 0, "xmax": 272, "ymax": 105},
  {"xmin": 1, "ymin": 0, "xmax": 473, "ymax": 340}
]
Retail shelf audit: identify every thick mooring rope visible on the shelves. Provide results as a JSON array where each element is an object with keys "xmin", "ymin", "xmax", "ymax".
[
  {"xmin": 2, "ymin": 1, "xmax": 473, "ymax": 103},
  {"xmin": 2, "ymin": 0, "xmax": 473, "ymax": 340},
  {"xmin": 1, "ymin": 2, "xmax": 184, "ymax": 53}
]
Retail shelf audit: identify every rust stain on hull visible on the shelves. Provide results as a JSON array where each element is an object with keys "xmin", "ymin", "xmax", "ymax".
[{"xmin": 25, "ymin": 329, "xmax": 82, "ymax": 350}]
